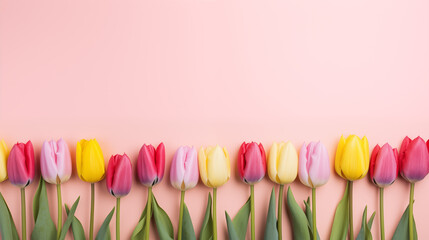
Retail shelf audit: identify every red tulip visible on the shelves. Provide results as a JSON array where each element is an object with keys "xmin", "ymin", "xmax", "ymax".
[
  {"xmin": 137, "ymin": 143, "xmax": 165, "ymax": 187},
  {"xmin": 399, "ymin": 136, "xmax": 429, "ymax": 182},
  {"xmin": 106, "ymin": 154, "xmax": 132, "ymax": 197},
  {"xmin": 369, "ymin": 143, "xmax": 398, "ymax": 187},
  {"xmin": 238, "ymin": 142, "xmax": 266, "ymax": 184},
  {"xmin": 7, "ymin": 141, "xmax": 35, "ymax": 188}
]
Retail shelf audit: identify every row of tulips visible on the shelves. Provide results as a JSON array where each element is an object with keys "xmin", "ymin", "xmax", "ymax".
[{"xmin": 0, "ymin": 135, "xmax": 427, "ymax": 240}]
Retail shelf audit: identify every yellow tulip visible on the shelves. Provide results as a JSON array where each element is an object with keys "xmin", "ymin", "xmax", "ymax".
[
  {"xmin": 268, "ymin": 142, "xmax": 298, "ymax": 184},
  {"xmin": 0, "ymin": 140, "xmax": 9, "ymax": 182},
  {"xmin": 198, "ymin": 145, "xmax": 230, "ymax": 188},
  {"xmin": 76, "ymin": 139, "xmax": 105, "ymax": 183},
  {"xmin": 335, "ymin": 135, "xmax": 369, "ymax": 180}
]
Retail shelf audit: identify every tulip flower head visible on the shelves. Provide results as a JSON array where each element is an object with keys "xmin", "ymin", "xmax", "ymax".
[
  {"xmin": 238, "ymin": 142, "xmax": 266, "ymax": 184},
  {"xmin": 267, "ymin": 142, "xmax": 298, "ymax": 184},
  {"xmin": 0, "ymin": 140, "xmax": 9, "ymax": 182},
  {"xmin": 40, "ymin": 139, "xmax": 72, "ymax": 184},
  {"xmin": 7, "ymin": 141, "xmax": 35, "ymax": 188},
  {"xmin": 137, "ymin": 143, "xmax": 165, "ymax": 187},
  {"xmin": 369, "ymin": 143, "xmax": 398, "ymax": 187},
  {"xmin": 76, "ymin": 139, "xmax": 106, "ymax": 183},
  {"xmin": 106, "ymin": 154, "xmax": 132, "ymax": 198},
  {"xmin": 170, "ymin": 146, "xmax": 199, "ymax": 191},
  {"xmin": 198, "ymin": 145, "xmax": 230, "ymax": 188},
  {"xmin": 298, "ymin": 141, "xmax": 330, "ymax": 188},
  {"xmin": 399, "ymin": 136, "xmax": 429, "ymax": 183},
  {"xmin": 335, "ymin": 135, "xmax": 369, "ymax": 181}
]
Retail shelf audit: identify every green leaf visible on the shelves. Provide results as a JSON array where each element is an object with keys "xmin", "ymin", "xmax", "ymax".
[
  {"xmin": 392, "ymin": 203, "xmax": 418, "ymax": 240},
  {"xmin": 199, "ymin": 193, "xmax": 213, "ymax": 240},
  {"xmin": 286, "ymin": 187, "xmax": 310, "ymax": 240},
  {"xmin": 62, "ymin": 198, "xmax": 83, "ymax": 240},
  {"xmin": 31, "ymin": 178, "xmax": 56, "ymax": 240},
  {"xmin": 225, "ymin": 196, "xmax": 251, "ymax": 240},
  {"xmin": 95, "ymin": 207, "xmax": 115, "ymax": 240},
  {"xmin": 131, "ymin": 200, "xmax": 150, "ymax": 240},
  {"xmin": 152, "ymin": 194, "xmax": 174, "ymax": 240},
  {"xmin": 356, "ymin": 206, "xmax": 376, "ymax": 240},
  {"xmin": 304, "ymin": 198, "xmax": 320, "ymax": 240},
  {"xmin": 264, "ymin": 188, "xmax": 278, "ymax": 240},
  {"xmin": 0, "ymin": 192, "xmax": 19, "ymax": 240},
  {"xmin": 181, "ymin": 203, "xmax": 196, "ymax": 240},
  {"xmin": 330, "ymin": 182, "xmax": 349, "ymax": 240}
]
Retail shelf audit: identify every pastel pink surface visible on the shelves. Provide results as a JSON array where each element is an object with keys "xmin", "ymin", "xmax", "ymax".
[{"xmin": 1, "ymin": 0, "xmax": 429, "ymax": 239}]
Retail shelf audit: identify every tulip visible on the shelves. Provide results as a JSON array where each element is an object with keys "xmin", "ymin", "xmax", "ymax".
[
  {"xmin": 369, "ymin": 143, "xmax": 398, "ymax": 240},
  {"xmin": 0, "ymin": 140, "xmax": 9, "ymax": 182},
  {"xmin": 237, "ymin": 142, "xmax": 266, "ymax": 240},
  {"xmin": 106, "ymin": 154, "xmax": 132, "ymax": 240},
  {"xmin": 137, "ymin": 143, "xmax": 165, "ymax": 240},
  {"xmin": 267, "ymin": 141, "xmax": 298, "ymax": 240},
  {"xmin": 198, "ymin": 145, "xmax": 230, "ymax": 240},
  {"xmin": 170, "ymin": 146, "xmax": 199, "ymax": 240},
  {"xmin": 76, "ymin": 139, "xmax": 105, "ymax": 240},
  {"xmin": 40, "ymin": 138, "xmax": 72, "ymax": 238},
  {"xmin": 399, "ymin": 136, "xmax": 429, "ymax": 240},
  {"xmin": 334, "ymin": 135, "xmax": 369, "ymax": 240},
  {"xmin": 298, "ymin": 141, "xmax": 330, "ymax": 240},
  {"xmin": 7, "ymin": 141, "xmax": 35, "ymax": 240}
]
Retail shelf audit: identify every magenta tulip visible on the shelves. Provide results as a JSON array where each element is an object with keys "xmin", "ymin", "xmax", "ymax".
[
  {"xmin": 106, "ymin": 154, "xmax": 132, "ymax": 198},
  {"xmin": 369, "ymin": 143, "xmax": 398, "ymax": 187},
  {"xmin": 238, "ymin": 142, "xmax": 266, "ymax": 184},
  {"xmin": 137, "ymin": 143, "xmax": 165, "ymax": 187},
  {"xmin": 7, "ymin": 141, "xmax": 35, "ymax": 188},
  {"xmin": 399, "ymin": 136, "xmax": 429, "ymax": 183},
  {"xmin": 40, "ymin": 139, "xmax": 72, "ymax": 185},
  {"xmin": 170, "ymin": 146, "xmax": 199, "ymax": 191},
  {"xmin": 298, "ymin": 141, "xmax": 330, "ymax": 188}
]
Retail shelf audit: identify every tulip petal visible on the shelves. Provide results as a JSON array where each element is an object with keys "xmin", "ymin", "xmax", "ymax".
[
  {"xmin": 277, "ymin": 142, "xmax": 298, "ymax": 184},
  {"xmin": 80, "ymin": 139, "xmax": 105, "ymax": 183},
  {"xmin": 237, "ymin": 143, "xmax": 246, "ymax": 181},
  {"xmin": 267, "ymin": 142, "xmax": 279, "ymax": 183},
  {"xmin": 170, "ymin": 146, "xmax": 186, "ymax": 190},
  {"xmin": 243, "ymin": 142, "xmax": 265, "ymax": 183},
  {"xmin": 56, "ymin": 139, "xmax": 72, "ymax": 183},
  {"xmin": 308, "ymin": 142, "xmax": 330, "ymax": 187},
  {"xmin": 7, "ymin": 143, "xmax": 30, "ymax": 187},
  {"xmin": 111, "ymin": 154, "xmax": 132, "ymax": 197},
  {"xmin": 182, "ymin": 147, "xmax": 199, "ymax": 190},
  {"xmin": 41, "ymin": 140, "xmax": 59, "ymax": 184},
  {"xmin": 155, "ymin": 143, "xmax": 165, "ymax": 184},
  {"xmin": 0, "ymin": 140, "xmax": 9, "ymax": 182},
  {"xmin": 198, "ymin": 147, "xmax": 209, "ymax": 187},
  {"xmin": 207, "ymin": 146, "xmax": 229, "ymax": 188},
  {"xmin": 298, "ymin": 142, "xmax": 310, "ymax": 187},
  {"xmin": 137, "ymin": 144, "xmax": 157, "ymax": 186},
  {"xmin": 335, "ymin": 136, "xmax": 346, "ymax": 178},
  {"xmin": 76, "ymin": 140, "xmax": 84, "ymax": 181},
  {"xmin": 340, "ymin": 136, "xmax": 366, "ymax": 180},
  {"xmin": 24, "ymin": 141, "xmax": 35, "ymax": 183},
  {"xmin": 372, "ymin": 143, "xmax": 398, "ymax": 187},
  {"xmin": 369, "ymin": 144, "xmax": 380, "ymax": 183}
]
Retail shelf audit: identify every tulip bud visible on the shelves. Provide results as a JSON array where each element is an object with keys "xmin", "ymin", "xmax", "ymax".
[
  {"xmin": 76, "ymin": 139, "xmax": 105, "ymax": 183},
  {"xmin": 198, "ymin": 145, "xmax": 230, "ymax": 188},
  {"xmin": 267, "ymin": 142, "xmax": 298, "ymax": 184},
  {"xmin": 40, "ymin": 139, "xmax": 72, "ymax": 184},
  {"xmin": 335, "ymin": 135, "xmax": 369, "ymax": 181},
  {"xmin": 399, "ymin": 136, "xmax": 429, "ymax": 183},
  {"xmin": 7, "ymin": 141, "xmax": 35, "ymax": 188},
  {"xmin": 238, "ymin": 142, "xmax": 266, "ymax": 184},
  {"xmin": 106, "ymin": 154, "xmax": 132, "ymax": 198},
  {"xmin": 369, "ymin": 143, "xmax": 398, "ymax": 187},
  {"xmin": 170, "ymin": 146, "xmax": 199, "ymax": 191},
  {"xmin": 298, "ymin": 141, "xmax": 330, "ymax": 188},
  {"xmin": 137, "ymin": 143, "xmax": 165, "ymax": 187},
  {"xmin": 0, "ymin": 140, "xmax": 9, "ymax": 182}
]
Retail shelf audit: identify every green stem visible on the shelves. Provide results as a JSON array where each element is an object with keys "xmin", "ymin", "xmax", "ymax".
[
  {"xmin": 57, "ymin": 183, "xmax": 62, "ymax": 240},
  {"xmin": 348, "ymin": 181, "xmax": 353, "ymax": 240},
  {"xmin": 213, "ymin": 188, "xmax": 217, "ymax": 240},
  {"xmin": 380, "ymin": 188, "xmax": 385, "ymax": 240},
  {"xmin": 116, "ymin": 198, "xmax": 120, "ymax": 240},
  {"xmin": 145, "ymin": 187, "xmax": 153, "ymax": 240},
  {"xmin": 21, "ymin": 188, "xmax": 26, "ymax": 240},
  {"xmin": 89, "ymin": 183, "xmax": 95, "ymax": 240},
  {"xmin": 278, "ymin": 184, "xmax": 284, "ymax": 240},
  {"xmin": 250, "ymin": 185, "xmax": 255, "ymax": 240},
  {"xmin": 312, "ymin": 188, "xmax": 316, "ymax": 240},
  {"xmin": 178, "ymin": 191, "xmax": 185, "ymax": 240},
  {"xmin": 409, "ymin": 183, "xmax": 415, "ymax": 240}
]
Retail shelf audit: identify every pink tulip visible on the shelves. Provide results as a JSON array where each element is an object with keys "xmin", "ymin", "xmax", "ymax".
[
  {"xmin": 40, "ymin": 139, "xmax": 72, "ymax": 184},
  {"xmin": 238, "ymin": 142, "xmax": 266, "ymax": 184},
  {"xmin": 298, "ymin": 141, "xmax": 330, "ymax": 188},
  {"xmin": 399, "ymin": 136, "xmax": 429, "ymax": 182},
  {"xmin": 170, "ymin": 146, "xmax": 199, "ymax": 191},
  {"xmin": 369, "ymin": 143, "xmax": 398, "ymax": 187},
  {"xmin": 137, "ymin": 143, "xmax": 165, "ymax": 187},
  {"xmin": 106, "ymin": 154, "xmax": 132, "ymax": 197},
  {"xmin": 7, "ymin": 141, "xmax": 35, "ymax": 188}
]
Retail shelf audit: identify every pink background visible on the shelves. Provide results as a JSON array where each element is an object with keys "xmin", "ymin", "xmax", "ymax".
[{"xmin": 1, "ymin": 0, "xmax": 429, "ymax": 239}]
